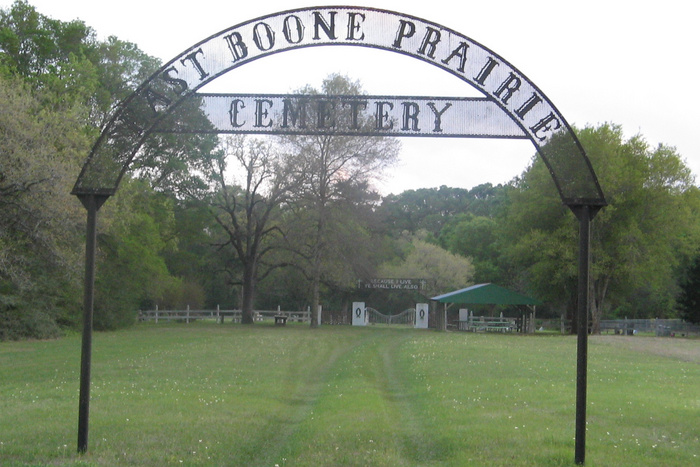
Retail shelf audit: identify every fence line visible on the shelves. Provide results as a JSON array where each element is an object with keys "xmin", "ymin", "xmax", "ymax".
[
  {"xmin": 139, "ymin": 307, "xmax": 310, "ymax": 324},
  {"xmin": 599, "ymin": 318, "xmax": 700, "ymax": 336},
  {"xmin": 536, "ymin": 317, "xmax": 700, "ymax": 336},
  {"xmin": 138, "ymin": 308, "xmax": 699, "ymax": 336},
  {"xmin": 322, "ymin": 309, "xmax": 350, "ymax": 325}
]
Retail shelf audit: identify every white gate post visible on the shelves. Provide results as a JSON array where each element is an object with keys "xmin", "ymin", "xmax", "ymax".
[
  {"xmin": 415, "ymin": 303, "xmax": 429, "ymax": 329},
  {"xmin": 352, "ymin": 302, "xmax": 366, "ymax": 326}
]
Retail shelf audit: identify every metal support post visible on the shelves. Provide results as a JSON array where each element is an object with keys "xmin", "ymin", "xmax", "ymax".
[
  {"xmin": 571, "ymin": 204, "xmax": 597, "ymax": 465},
  {"xmin": 76, "ymin": 194, "xmax": 108, "ymax": 454}
]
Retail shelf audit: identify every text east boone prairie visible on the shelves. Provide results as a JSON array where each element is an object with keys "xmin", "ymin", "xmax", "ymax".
[{"xmin": 146, "ymin": 9, "xmax": 561, "ymax": 143}]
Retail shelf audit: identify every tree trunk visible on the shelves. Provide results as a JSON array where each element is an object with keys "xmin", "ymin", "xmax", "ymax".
[
  {"xmin": 567, "ymin": 298, "xmax": 577, "ymax": 334},
  {"xmin": 590, "ymin": 276, "xmax": 610, "ymax": 334},
  {"xmin": 309, "ymin": 231, "xmax": 322, "ymax": 328},
  {"xmin": 309, "ymin": 160, "xmax": 328, "ymax": 329},
  {"xmin": 240, "ymin": 261, "xmax": 257, "ymax": 324},
  {"xmin": 310, "ymin": 268, "xmax": 320, "ymax": 328}
]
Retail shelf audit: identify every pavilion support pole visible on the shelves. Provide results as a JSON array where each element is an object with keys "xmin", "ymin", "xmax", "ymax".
[
  {"xmin": 76, "ymin": 194, "xmax": 108, "ymax": 454},
  {"xmin": 442, "ymin": 303, "xmax": 447, "ymax": 331}
]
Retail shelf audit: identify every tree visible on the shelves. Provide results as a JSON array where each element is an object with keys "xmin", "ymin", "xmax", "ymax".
[
  {"xmin": 440, "ymin": 214, "xmax": 502, "ymax": 284},
  {"xmin": 0, "ymin": 74, "xmax": 88, "ymax": 339},
  {"xmin": 1, "ymin": 1, "xmax": 160, "ymax": 120},
  {"xmin": 196, "ymin": 136, "xmax": 294, "ymax": 324},
  {"xmin": 163, "ymin": 198, "xmax": 236, "ymax": 309},
  {"xmin": 502, "ymin": 123, "xmax": 700, "ymax": 330},
  {"xmin": 378, "ymin": 232, "xmax": 474, "ymax": 299},
  {"xmin": 282, "ymin": 74, "xmax": 400, "ymax": 327},
  {"xmin": 379, "ymin": 186, "xmax": 470, "ymax": 237},
  {"xmin": 94, "ymin": 178, "xmax": 181, "ymax": 330},
  {"xmin": 379, "ymin": 183, "xmax": 507, "ymax": 239},
  {"xmin": 0, "ymin": 1, "xmax": 219, "ymax": 336},
  {"xmin": 0, "ymin": 1, "xmax": 96, "ymax": 96},
  {"xmin": 677, "ymin": 256, "xmax": 700, "ymax": 324}
]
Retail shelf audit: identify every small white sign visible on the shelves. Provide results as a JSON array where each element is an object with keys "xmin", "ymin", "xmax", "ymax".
[
  {"xmin": 415, "ymin": 303, "xmax": 429, "ymax": 328},
  {"xmin": 352, "ymin": 302, "xmax": 367, "ymax": 326}
]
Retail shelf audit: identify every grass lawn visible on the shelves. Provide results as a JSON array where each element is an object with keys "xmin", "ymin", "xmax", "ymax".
[{"xmin": 0, "ymin": 323, "xmax": 698, "ymax": 466}]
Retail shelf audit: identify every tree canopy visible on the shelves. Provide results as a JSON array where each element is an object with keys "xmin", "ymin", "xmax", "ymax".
[
  {"xmin": 500, "ymin": 123, "xmax": 700, "ymax": 328},
  {"xmin": 677, "ymin": 256, "xmax": 700, "ymax": 324},
  {"xmin": 2, "ymin": 2, "xmax": 699, "ymax": 339}
]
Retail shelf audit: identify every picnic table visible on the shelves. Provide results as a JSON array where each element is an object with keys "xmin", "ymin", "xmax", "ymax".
[{"xmin": 274, "ymin": 315, "xmax": 288, "ymax": 326}]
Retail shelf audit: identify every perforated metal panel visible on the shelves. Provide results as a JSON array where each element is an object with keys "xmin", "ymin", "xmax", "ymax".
[{"xmin": 72, "ymin": 6, "xmax": 605, "ymax": 206}]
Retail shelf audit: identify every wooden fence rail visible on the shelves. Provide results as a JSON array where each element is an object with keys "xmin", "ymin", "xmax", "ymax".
[{"xmin": 138, "ymin": 307, "xmax": 310, "ymax": 324}]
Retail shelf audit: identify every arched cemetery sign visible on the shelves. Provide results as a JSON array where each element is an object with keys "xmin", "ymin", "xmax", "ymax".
[
  {"xmin": 72, "ymin": 6, "xmax": 604, "ymax": 206},
  {"xmin": 72, "ymin": 6, "xmax": 605, "ymax": 464}
]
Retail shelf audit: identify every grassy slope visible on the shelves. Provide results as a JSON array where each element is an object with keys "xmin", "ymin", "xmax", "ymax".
[{"xmin": 0, "ymin": 323, "xmax": 698, "ymax": 466}]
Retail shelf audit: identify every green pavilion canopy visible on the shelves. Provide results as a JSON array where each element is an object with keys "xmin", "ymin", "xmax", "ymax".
[{"xmin": 431, "ymin": 283, "xmax": 542, "ymax": 306}]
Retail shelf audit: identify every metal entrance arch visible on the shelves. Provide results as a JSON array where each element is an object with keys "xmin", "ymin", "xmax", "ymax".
[{"xmin": 72, "ymin": 7, "xmax": 606, "ymax": 464}]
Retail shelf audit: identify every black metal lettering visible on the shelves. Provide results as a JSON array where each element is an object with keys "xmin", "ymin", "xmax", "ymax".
[
  {"xmin": 254, "ymin": 99, "xmax": 273, "ymax": 128},
  {"xmin": 161, "ymin": 66, "xmax": 188, "ymax": 95},
  {"xmin": 375, "ymin": 101, "xmax": 394, "ymax": 130},
  {"xmin": 493, "ymin": 72, "xmax": 521, "ymax": 104},
  {"xmin": 515, "ymin": 92, "xmax": 543, "ymax": 119},
  {"xmin": 427, "ymin": 102, "xmax": 452, "ymax": 132},
  {"xmin": 253, "ymin": 22, "xmax": 275, "ymax": 51},
  {"xmin": 441, "ymin": 42, "xmax": 469, "ymax": 72},
  {"xmin": 282, "ymin": 98, "xmax": 308, "ymax": 128},
  {"xmin": 401, "ymin": 102, "xmax": 420, "ymax": 131},
  {"xmin": 529, "ymin": 112, "xmax": 561, "ymax": 141},
  {"xmin": 313, "ymin": 11, "xmax": 337, "ymax": 40},
  {"xmin": 346, "ymin": 12, "xmax": 365, "ymax": 40},
  {"xmin": 228, "ymin": 99, "xmax": 246, "ymax": 128},
  {"xmin": 283, "ymin": 15, "xmax": 305, "ymax": 44},
  {"xmin": 343, "ymin": 99, "xmax": 368, "ymax": 129},
  {"xmin": 474, "ymin": 57, "xmax": 499, "ymax": 85},
  {"xmin": 316, "ymin": 99, "xmax": 336, "ymax": 128},
  {"xmin": 223, "ymin": 32, "xmax": 248, "ymax": 62},
  {"xmin": 179, "ymin": 48, "xmax": 209, "ymax": 81},
  {"xmin": 418, "ymin": 26, "xmax": 441, "ymax": 59},
  {"xmin": 392, "ymin": 20, "xmax": 415, "ymax": 49},
  {"xmin": 143, "ymin": 87, "xmax": 171, "ymax": 115}
]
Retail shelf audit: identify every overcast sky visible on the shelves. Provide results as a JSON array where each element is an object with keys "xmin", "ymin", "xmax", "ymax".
[{"xmin": 6, "ymin": 0, "xmax": 698, "ymax": 195}]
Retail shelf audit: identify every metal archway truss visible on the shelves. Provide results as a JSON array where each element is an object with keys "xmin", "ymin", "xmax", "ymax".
[{"xmin": 72, "ymin": 7, "xmax": 605, "ymax": 465}]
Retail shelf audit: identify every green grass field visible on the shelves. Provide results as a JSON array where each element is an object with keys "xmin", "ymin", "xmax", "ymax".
[{"xmin": 1, "ymin": 323, "xmax": 698, "ymax": 466}]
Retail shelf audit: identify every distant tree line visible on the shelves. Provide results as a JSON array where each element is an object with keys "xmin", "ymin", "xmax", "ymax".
[{"xmin": 1, "ymin": 1, "xmax": 699, "ymax": 339}]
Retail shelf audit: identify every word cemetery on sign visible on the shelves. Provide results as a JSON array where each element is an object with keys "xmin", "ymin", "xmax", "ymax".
[
  {"xmin": 360, "ymin": 278, "xmax": 427, "ymax": 290},
  {"xmin": 165, "ymin": 94, "xmax": 527, "ymax": 138}
]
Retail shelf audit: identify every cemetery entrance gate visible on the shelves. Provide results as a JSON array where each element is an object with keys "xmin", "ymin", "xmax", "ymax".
[{"xmin": 72, "ymin": 7, "xmax": 606, "ymax": 464}]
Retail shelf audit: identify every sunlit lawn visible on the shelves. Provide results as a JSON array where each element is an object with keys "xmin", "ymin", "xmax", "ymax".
[{"xmin": 0, "ymin": 323, "xmax": 698, "ymax": 466}]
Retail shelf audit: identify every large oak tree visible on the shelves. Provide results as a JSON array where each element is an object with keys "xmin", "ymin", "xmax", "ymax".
[
  {"xmin": 502, "ymin": 123, "xmax": 700, "ymax": 331},
  {"xmin": 281, "ymin": 74, "xmax": 400, "ymax": 327}
]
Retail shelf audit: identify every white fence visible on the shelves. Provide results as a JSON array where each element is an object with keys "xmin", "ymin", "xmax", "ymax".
[
  {"xmin": 365, "ymin": 307, "xmax": 416, "ymax": 325},
  {"xmin": 138, "ymin": 307, "xmax": 310, "ymax": 324},
  {"xmin": 599, "ymin": 318, "xmax": 700, "ymax": 336}
]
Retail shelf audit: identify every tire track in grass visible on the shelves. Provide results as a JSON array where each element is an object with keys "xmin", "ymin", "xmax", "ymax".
[
  {"xmin": 250, "ymin": 327, "xmax": 386, "ymax": 466},
  {"xmin": 249, "ymin": 327, "xmax": 456, "ymax": 466},
  {"xmin": 378, "ymin": 330, "xmax": 456, "ymax": 464}
]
